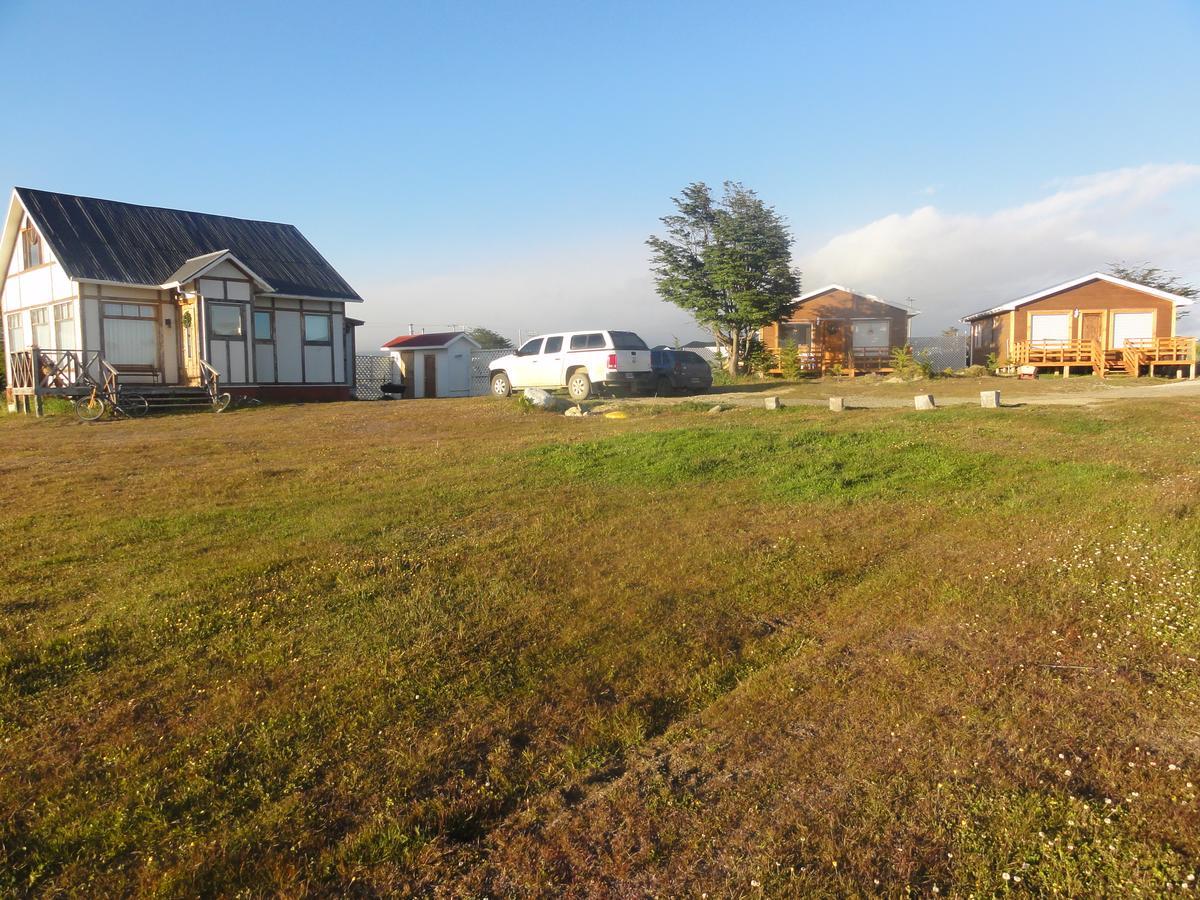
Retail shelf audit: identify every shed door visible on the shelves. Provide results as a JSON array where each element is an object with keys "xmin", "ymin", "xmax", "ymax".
[
  {"xmin": 423, "ymin": 353, "xmax": 437, "ymax": 398},
  {"xmin": 852, "ymin": 320, "xmax": 890, "ymax": 348},
  {"xmin": 1029, "ymin": 313, "xmax": 1071, "ymax": 342},
  {"xmin": 1111, "ymin": 312, "xmax": 1153, "ymax": 349}
]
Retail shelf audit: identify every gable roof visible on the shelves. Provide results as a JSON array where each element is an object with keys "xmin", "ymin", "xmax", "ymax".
[
  {"xmin": 961, "ymin": 272, "xmax": 1195, "ymax": 322},
  {"xmin": 381, "ymin": 331, "xmax": 481, "ymax": 350},
  {"xmin": 161, "ymin": 250, "xmax": 273, "ymax": 291},
  {"xmin": 8, "ymin": 187, "xmax": 363, "ymax": 302},
  {"xmin": 797, "ymin": 284, "xmax": 920, "ymax": 316}
]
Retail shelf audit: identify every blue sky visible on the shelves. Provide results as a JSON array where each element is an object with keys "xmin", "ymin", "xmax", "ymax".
[{"xmin": 3, "ymin": 0, "xmax": 1199, "ymax": 345}]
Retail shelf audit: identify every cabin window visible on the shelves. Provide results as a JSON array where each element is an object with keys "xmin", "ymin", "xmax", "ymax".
[
  {"xmin": 1029, "ymin": 313, "xmax": 1070, "ymax": 342},
  {"xmin": 209, "ymin": 304, "xmax": 244, "ymax": 338},
  {"xmin": 53, "ymin": 302, "xmax": 75, "ymax": 349},
  {"xmin": 30, "ymin": 307, "xmax": 53, "ymax": 348},
  {"xmin": 20, "ymin": 224, "xmax": 42, "ymax": 269},
  {"xmin": 103, "ymin": 303, "xmax": 156, "ymax": 319},
  {"xmin": 303, "ymin": 313, "xmax": 331, "ymax": 344},
  {"xmin": 852, "ymin": 320, "xmax": 890, "ymax": 348},
  {"xmin": 778, "ymin": 322, "xmax": 812, "ymax": 346},
  {"xmin": 253, "ymin": 310, "xmax": 273, "ymax": 342},
  {"xmin": 543, "ymin": 335, "xmax": 563, "ymax": 353},
  {"xmin": 1111, "ymin": 312, "xmax": 1154, "ymax": 349},
  {"xmin": 6, "ymin": 313, "xmax": 25, "ymax": 352}
]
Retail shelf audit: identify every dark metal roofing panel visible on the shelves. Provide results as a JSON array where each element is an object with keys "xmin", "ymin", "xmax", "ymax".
[{"xmin": 16, "ymin": 188, "xmax": 362, "ymax": 301}]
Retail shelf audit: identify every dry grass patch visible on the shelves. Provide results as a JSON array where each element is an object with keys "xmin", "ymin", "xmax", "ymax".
[{"xmin": 1, "ymin": 397, "xmax": 1198, "ymax": 895}]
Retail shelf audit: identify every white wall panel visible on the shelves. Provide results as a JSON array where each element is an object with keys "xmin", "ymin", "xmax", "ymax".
[{"xmin": 275, "ymin": 311, "xmax": 303, "ymax": 381}]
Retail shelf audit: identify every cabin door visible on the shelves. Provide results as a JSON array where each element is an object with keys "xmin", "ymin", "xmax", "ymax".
[
  {"xmin": 1079, "ymin": 312, "xmax": 1103, "ymax": 346},
  {"xmin": 822, "ymin": 320, "xmax": 847, "ymax": 366},
  {"xmin": 178, "ymin": 298, "xmax": 201, "ymax": 385},
  {"xmin": 423, "ymin": 353, "xmax": 437, "ymax": 398}
]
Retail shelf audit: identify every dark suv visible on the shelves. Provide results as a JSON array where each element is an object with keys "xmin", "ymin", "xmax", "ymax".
[{"xmin": 650, "ymin": 348, "xmax": 714, "ymax": 395}]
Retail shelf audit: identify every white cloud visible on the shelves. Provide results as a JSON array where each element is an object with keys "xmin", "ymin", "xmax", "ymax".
[
  {"xmin": 353, "ymin": 164, "xmax": 1200, "ymax": 349},
  {"xmin": 798, "ymin": 163, "xmax": 1200, "ymax": 330}
]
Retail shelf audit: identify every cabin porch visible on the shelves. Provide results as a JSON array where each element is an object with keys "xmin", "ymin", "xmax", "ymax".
[{"xmin": 1011, "ymin": 337, "xmax": 1196, "ymax": 378}]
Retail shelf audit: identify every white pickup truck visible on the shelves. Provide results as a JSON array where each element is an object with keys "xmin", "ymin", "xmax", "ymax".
[{"xmin": 488, "ymin": 330, "xmax": 654, "ymax": 401}]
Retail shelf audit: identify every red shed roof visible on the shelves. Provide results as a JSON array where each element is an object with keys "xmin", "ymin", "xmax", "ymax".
[{"xmin": 381, "ymin": 331, "xmax": 478, "ymax": 350}]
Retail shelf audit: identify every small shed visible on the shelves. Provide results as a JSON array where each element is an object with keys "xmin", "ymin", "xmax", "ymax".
[{"xmin": 381, "ymin": 331, "xmax": 480, "ymax": 398}]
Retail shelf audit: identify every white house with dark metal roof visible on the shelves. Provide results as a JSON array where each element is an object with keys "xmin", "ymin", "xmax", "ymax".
[{"xmin": 2, "ymin": 187, "xmax": 365, "ymax": 412}]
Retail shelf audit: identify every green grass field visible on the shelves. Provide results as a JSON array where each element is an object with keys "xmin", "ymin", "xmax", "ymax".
[{"xmin": 2, "ymin": 396, "xmax": 1198, "ymax": 895}]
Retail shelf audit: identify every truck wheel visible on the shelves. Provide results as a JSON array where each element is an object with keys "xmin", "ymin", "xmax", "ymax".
[
  {"xmin": 491, "ymin": 371, "xmax": 512, "ymax": 397},
  {"xmin": 567, "ymin": 370, "xmax": 592, "ymax": 401}
]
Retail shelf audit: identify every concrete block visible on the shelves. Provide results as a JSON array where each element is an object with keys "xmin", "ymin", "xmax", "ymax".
[
  {"xmin": 980, "ymin": 390, "xmax": 1000, "ymax": 409},
  {"xmin": 764, "ymin": 396, "xmax": 782, "ymax": 410},
  {"xmin": 914, "ymin": 394, "xmax": 936, "ymax": 410},
  {"xmin": 829, "ymin": 397, "xmax": 846, "ymax": 412}
]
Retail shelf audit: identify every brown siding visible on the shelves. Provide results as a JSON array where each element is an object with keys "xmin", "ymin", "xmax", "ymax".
[
  {"xmin": 1012, "ymin": 281, "xmax": 1175, "ymax": 345},
  {"xmin": 971, "ymin": 279, "xmax": 1181, "ymax": 365},
  {"xmin": 763, "ymin": 288, "xmax": 910, "ymax": 353}
]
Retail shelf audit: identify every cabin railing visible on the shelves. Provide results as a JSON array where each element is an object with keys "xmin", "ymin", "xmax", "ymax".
[
  {"xmin": 199, "ymin": 360, "xmax": 223, "ymax": 403},
  {"xmin": 1013, "ymin": 339, "xmax": 1101, "ymax": 366},
  {"xmin": 7, "ymin": 348, "xmax": 102, "ymax": 394}
]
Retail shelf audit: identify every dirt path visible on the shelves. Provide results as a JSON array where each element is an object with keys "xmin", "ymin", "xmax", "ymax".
[{"xmin": 621, "ymin": 378, "xmax": 1200, "ymax": 410}]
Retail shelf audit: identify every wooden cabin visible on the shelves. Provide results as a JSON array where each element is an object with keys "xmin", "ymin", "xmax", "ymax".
[
  {"xmin": 961, "ymin": 273, "xmax": 1196, "ymax": 378},
  {"xmin": 760, "ymin": 285, "xmax": 918, "ymax": 376},
  {"xmin": 2, "ymin": 188, "xmax": 364, "ymax": 414}
]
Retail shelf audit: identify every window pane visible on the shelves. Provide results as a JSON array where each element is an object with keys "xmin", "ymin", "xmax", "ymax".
[
  {"xmin": 211, "ymin": 304, "xmax": 244, "ymax": 337},
  {"xmin": 543, "ymin": 335, "xmax": 562, "ymax": 353},
  {"xmin": 103, "ymin": 303, "xmax": 122, "ymax": 316},
  {"xmin": 140, "ymin": 305, "xmax": 156, "ymax": 319},
  {"xmin": 304, "ymin": 314, "xmax": 330, "ymax": 343},
  {"xmin": 518, "ymin": 337, "xmax": 542, "ymax": 355},
  {"xmin": 608, "ymin": 331, "xmax": 647, "ymax": 350},
  {"xmin": 587, "ymin": 333, "xmax": 606, "ymax": 349},
  {"xmin": 254, "ymin": 311, "xmax": 273, "ymax": 340}
]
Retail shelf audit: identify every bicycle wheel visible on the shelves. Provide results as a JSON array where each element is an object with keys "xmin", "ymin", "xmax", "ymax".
[
  {"xmin": 122, "ymin": 394, "xmax": 150, "ymax": 417},
  {"xmin": 74, "ymin": 395, "xmax": 107, "ymax": 422},
  {"xmin": 213, "ymin": 392, "xmax": 233, "ymax": 413}
]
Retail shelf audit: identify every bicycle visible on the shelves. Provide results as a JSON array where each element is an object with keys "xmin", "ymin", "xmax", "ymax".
[{"xmin": 73, "ymin": 383, "xmax": 149, "ymax": 422}]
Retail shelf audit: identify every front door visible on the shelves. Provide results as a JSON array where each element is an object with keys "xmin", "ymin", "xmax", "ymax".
[
  {"xmin": 423, "ymin": 353, "xmax": 437, "ymax": 398},
  {"xmin": 1079, "ymin": 312, "xmax": 1103, "ymax": 346},
  {"xmin": 822, "ymin": 320, "xmax": 847, "ymax": 366},
  {"xmin": 178, "ymin": 299, "xmax": 201, "ymax": 385}
]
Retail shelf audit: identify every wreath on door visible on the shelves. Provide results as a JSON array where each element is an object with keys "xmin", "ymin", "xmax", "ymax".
[{"xmin": 181, "ymin": 310, "xmax": 193, "ymax": 330}]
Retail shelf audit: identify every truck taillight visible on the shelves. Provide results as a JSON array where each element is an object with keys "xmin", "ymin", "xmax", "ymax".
[{"xmin": 606, "ymin": 353, "xmax": 618, "ymax": 369}]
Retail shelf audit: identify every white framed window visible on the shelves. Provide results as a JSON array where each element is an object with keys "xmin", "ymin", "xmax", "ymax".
[
  {"xmin": 30, "ymin": 306, "xmax": 52, "ymax": 348},
  {"xmin": 103, "ymin": 302, "xmax": 156, "ymax": 319},
  {"xmin": 209, "ymin": 304, "xmax": 244, "ymax": 339},
  {"xmin": 1110, "ymin": 312, "xmax": 1154, "ymax": 349},
  {"xmin": 6, "ymin": 313, "xmax": 25, "ymax": 352},
  {"xmin": 852, "ymin": 319, "xmax": 890, "ymax": 348},
  {"xmin": 21, "ymin": 224, "xmax": 42, "ymax": 269},
  {"xmin": 1029, "ymin": 313, "xmax": 1071, "ymax": 342},
  {"xmin": 53, "ymin": 302, "xmax": 75, "ymax": 350}
]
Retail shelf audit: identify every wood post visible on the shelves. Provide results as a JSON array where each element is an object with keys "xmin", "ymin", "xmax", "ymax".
[
  {"xmin": 980, "ymin": 390, "xmax": 1000, "ymax": 408},
  {"xmin": 764, "ymin": 396, "xmax": 782, "ymax": 410},
  {"xmin": 829, "ymin": 397, "xmax": 846, "ymax": 412},
  {"xmin": 914, "ymin": 394, "xmax": 935, "ymax": 410}
]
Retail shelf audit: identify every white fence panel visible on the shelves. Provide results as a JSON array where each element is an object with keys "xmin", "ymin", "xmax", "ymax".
[
  {"xmin": 355, "ymin": 354, "xmax": 396, "ymax": 400},
  {"xmin": 470, "ymin": 349, "xmax": 510, "ymax": 395}
]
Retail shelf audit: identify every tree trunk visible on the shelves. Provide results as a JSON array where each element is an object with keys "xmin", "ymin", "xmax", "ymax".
[{"xmin": 727, "ymin": 332, "xmax": 740, "ymax": 376}]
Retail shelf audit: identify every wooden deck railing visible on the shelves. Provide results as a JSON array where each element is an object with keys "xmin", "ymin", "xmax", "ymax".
[
  {"xmin": 8, "ymin": 348, "xmax": 102, "ymax": 394},
  {"xmin": 1122, "ymin": 337, "xmax": 1197, "ymax": 376},
  {"xmin": 1013, "ymin": 339, "xmax": 1105, "ymax": 375}
]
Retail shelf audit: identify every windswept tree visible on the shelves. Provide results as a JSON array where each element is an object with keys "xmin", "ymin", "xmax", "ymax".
[
  {"xmin": 1108, "ymin": 262, "xmax": 1197, "ymax": 317},
  {"xmin": 467, "ymin": 327, "xmax": 513, "ymax": 349},
  {"xmin": 648, "ymin": 182, "xmax": 800, "ymax": 375}
]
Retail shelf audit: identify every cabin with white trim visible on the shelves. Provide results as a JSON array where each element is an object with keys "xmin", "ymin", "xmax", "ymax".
[
  {"xmin": 2, "ymin": 188, "xmax": 364, "ymax": 413},
  {"xmin": 760, "ymin": 285, "xmax": 918, "ymax": 376},
  {"xmin": 962, "ymin": 273, "xmax": 1196, "ymax": 378}
]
